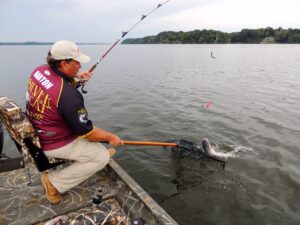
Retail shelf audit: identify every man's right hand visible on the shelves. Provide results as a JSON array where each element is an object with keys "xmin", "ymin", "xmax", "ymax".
[{"xmin": 108, "ymin": 134, "xmax": 124, "ymax": 147}]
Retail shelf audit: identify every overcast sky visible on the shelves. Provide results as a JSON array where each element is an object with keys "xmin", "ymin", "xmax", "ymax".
[{"xmin": 1, "ymin": 0, "xmax": 299, "ymax": 43}]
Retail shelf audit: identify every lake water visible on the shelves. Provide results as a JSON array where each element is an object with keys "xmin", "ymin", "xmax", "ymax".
[{"xmin": 0, "ymin": 44, "xmax": 300, "ymax": 225}]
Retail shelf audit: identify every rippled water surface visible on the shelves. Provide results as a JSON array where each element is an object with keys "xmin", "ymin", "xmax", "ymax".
[{"xmin": 1, "ymin": 44, "xmax": 300, "ymax": 225}]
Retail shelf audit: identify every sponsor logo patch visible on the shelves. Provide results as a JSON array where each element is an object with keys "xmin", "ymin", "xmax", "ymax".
[
  {"xmin": 78, "ymin": 108, "xmax": 88, "ymax": 124},
  {"xmin": 44, "ymin": 70, "xmax": 51, "ymax": 76}
]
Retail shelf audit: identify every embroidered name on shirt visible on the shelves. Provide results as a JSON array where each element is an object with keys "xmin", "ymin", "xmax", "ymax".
[{"xmin": 33, "ymin": 70, "xmax": 54, "ymax": 89}]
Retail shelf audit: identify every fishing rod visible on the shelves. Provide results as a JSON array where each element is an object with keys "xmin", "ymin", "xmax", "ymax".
[{"xmin": 80, "ymin": 0, "xmax": 171, "ymax": 94}]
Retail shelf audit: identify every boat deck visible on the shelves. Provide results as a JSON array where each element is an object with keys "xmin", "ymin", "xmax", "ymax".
[{"xmin": 0, "ymin": 159, "xmax": 178, "ymax": 225}]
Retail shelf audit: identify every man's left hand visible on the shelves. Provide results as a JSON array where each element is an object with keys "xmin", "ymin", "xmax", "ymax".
[{"xmin": 77, "ymin": 71, "xmax": 93, "ymax": 82}]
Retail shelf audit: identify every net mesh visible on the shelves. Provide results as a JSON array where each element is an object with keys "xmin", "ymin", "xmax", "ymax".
[
  {"xmin": 164, "ymin": 139, "xmax": 205, "ymax": 159},
  {"xmin": 164, "ymin": 139, "xmax": 226, "ymax": 166}
]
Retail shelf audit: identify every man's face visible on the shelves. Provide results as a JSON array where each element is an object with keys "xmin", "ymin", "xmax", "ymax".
[{"xmin": 60, "ymin": 60, "xmax": 81, "ymax": 78}]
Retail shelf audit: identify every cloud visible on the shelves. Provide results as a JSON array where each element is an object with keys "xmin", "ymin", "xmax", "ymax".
[
  {"xmin": 153, "ymin": 0, "xmax": 300, "ymax": 32},
  {"xmin": 0, "ymin": 0, "xmax": 299, "ymax": 42}
]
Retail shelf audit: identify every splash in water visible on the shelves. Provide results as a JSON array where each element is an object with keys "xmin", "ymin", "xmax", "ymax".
[{"xmin": 229, "ymin": 144, "xmax": 258, "ymax": 155}]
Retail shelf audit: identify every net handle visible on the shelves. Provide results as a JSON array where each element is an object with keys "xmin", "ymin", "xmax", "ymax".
[{"xmin": 123, "ymin": 141, "xmax": 177, "ymax": 147}]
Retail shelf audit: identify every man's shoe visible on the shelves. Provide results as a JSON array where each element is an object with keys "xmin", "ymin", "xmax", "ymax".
[{"xmin": 41, "ymin": 173, "xmax": 62, "ymax": 204}]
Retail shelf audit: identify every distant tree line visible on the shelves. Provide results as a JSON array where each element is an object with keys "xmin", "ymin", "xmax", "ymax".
[
  {"xmin": 122, "ymin": 27, "xmax": 300, "ymax": 44},
  {"xmin": 0, "ymin": 42, "xmax": 54, "ymax": 45}
]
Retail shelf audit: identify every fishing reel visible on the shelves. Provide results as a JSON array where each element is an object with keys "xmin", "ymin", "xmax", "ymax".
[{"xmin": 74, "ymin": 77, "xmax": 88, "ymax": 94}]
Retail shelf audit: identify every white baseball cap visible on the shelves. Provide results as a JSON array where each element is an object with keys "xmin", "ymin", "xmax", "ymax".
[{"xmin": 50, "ymin": 40, "xmax": 90, "ymax": 64}]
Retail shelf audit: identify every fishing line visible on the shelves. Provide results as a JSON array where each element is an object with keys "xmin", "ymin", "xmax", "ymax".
[{"xmin": 80, "ymin": 0, "xmax": 171, "ymax": 94}]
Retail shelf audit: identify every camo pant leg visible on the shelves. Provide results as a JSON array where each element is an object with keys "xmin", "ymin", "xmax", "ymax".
[{"xmin": 44, "ymin": 138, "xmax": 110, "ymax": 193}]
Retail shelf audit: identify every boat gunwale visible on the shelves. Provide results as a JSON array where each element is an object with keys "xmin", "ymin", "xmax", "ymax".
[{"xmin": 108, "ymin": 159, "xmax": 179, "ymax": 225}]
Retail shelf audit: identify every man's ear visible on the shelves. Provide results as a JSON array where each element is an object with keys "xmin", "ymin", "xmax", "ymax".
[
  {"xmin": 60, "ymin": 60, "xmax": 67, "ymax": 68},
  {"xmin": 59, "ymin": 60, "xmax": 70, "ymax": 72}
]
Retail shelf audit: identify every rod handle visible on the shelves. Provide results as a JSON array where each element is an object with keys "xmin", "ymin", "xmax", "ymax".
[{"xmin": 89, "ymin": 63, "xmax": 97, "ymax": 73}]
